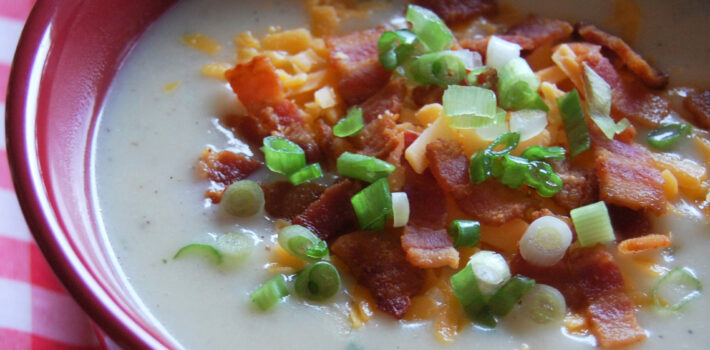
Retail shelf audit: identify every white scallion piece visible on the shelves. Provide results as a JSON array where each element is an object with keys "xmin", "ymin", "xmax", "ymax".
[
  {"xmin": 570, "ymin": 201, "xmax": 615, "ymax": 247},
  {"xmin": 486, "ymin": 36, "xmax": 522, "ymax": 70},
  {"xmin": 509, "ymin": 109, "xmax": 548, "ymax": 141},
  {"xmin": 448, "ymin": 49, "xmax": 483, "ymax": 71},
  {"xmin": 391, "ymin": 192, "xmax": 410, "ymax": 228},
  {"xmin": 520, "ymin": 284, "xmax": 567, "ymax": 323},
  {"xmin": 216, "ymin": 231, "xmax": 255, "ymax": 268},
  {"xmin": 519, "ymin": 216, "xmax": 573, "ymax": 267},
  {"xmin": 468, "ymin": 250, "xmax": 511, "ymax": 296}
]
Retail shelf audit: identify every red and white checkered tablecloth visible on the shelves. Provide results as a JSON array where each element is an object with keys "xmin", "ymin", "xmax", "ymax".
[{"xmin": 1, "ymin": 1, "xmax": 105, "ymax": 349}]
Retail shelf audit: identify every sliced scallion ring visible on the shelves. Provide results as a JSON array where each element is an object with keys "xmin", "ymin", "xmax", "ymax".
[
  {"xmin": 405, "ymin": 4, "xmax": 453, "ymax": 52},
  {"xmin": 443, "ymin": 85, "xmax": 498, "ymax": 128},
  {"xmin": 450, "ymin": 264, "xmax": 487, "ymax": 318},
  {"xmin": 570, "ymin": 201, "xmax": 615, "ymax": 247},
  {"xmin": 520, "ymin": 284, "xmax": 566, "ymax": 323},
  {"xmin": 351, "ymin": 178, "xmax": 393, "ymax": 231},
  {"xmin": 295, "ymin": 261, "xmax": 342, "ymax": 301},
  {"xmin": 488, "ymin": 275, "xmax": 536, "ymax": 317},
  {"xmin": 288, "ymin": 163, "xmax": 323, "ymax": 186},
  {"xmin": 173, "ymin": 243, "xmax": 223, "ymax": 265},
  {"xmin": 652, "ymin": 267, "xmax": 702, "ymax": 312},
  {"xmin": 468, "ymin": 250, "xmax": 511, "ymax": 296},
  {"xmin": 647, "ymin": 123, "xmax": 692, "ymax": 150},
  {"xmin": 222, "ymin": 180, "xmax": 265, "ymax": 217},
  {"xmin": 556, "ymin": 89, "xmax": 590, "ymax": 159},
  {"xmin": 278, "ymin": 225, "xmax": 329, "ymax": 263},
  {"xmin": 250, "ymin": 274, "xmax": 290, "ymax": 311},
  {"xmin": 520, "ymin": 146, "xmax": 566, "ymax": 161},
  {"xmin": 333, "ymin": 107, "xmax": 365, "ymax": 137},
  {"xmin": 216, "ymin": 232, "xmax": 255, "ymax": 268},
  {"xmin": 262, "ymin": 136, "xmax": 306, "ymax": 175},
  {"xmin": 519, "ymin": 216, "xmax": 573, "ymax": 267},
  {"xmin": 449, "ymin": 220, "xmax": 481, "ymax": 247},
  {"xmin": 391, "ymin": 192, "xmax": 410, "ymax": 228},
  {"xmin": 337, "ymin": 152, "xmax": 395, "ymax": 183}
]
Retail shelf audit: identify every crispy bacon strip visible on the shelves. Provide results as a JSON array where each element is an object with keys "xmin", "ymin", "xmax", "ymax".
[
  {"xmin": 262, "ymin": 181, "xmax": 326, "ymax": 219},
  {"xmin": 360, "ymin": 79, "xmax": 407, "ymax": 124},
  {"xmin": 325, "ymin": 27, "xmax": 391, "ymax": 105},
  {"xmin": 401, "ymin": 226, "xmax": 459, "ymax": 269},
  {"xmin": 608, "ymin": 204, "xmax": 652, "ymax": 239},
  {"xmin": 350, "ymin": 112, "xmax": 401, "ymax": 160},
  {"xmin": 683, "ymin": 89, "xmax": 710, "ymax": 131},
  {"xmin": 197, "ymin": 149, "xmax": 262, "ymax": 202},
  {"xmin": 426, "ymin": 139, "xmax": 533, "ymax": 225},
  {"xmin": 506, "ymin": 16, "xmax": 573, "ymax": 48},
  {"xmin": 412, "ymin": 85, "xmax": 446, "ymax": 108},
  {"xmin": 292, "ymin": 179, "xmax": 361, "ymax": 241},
  {"xmin": 549, "ymin": 159, "xmax": 598, "ymax": 212},
  {"xmin": 412, "ymin": 0, "xmax": 496, "ymax": 26},
  {"xmin": 593, "ymin": 135, "xmax": 666, "ymax": 215},
  {"xmin": 404, "ymin": 165, "xmax": 448, "ymax": 228},
  {"xmin": 578, "ymin": 23, "xmax": 668, "ymax": 89},
  {"xmin": 331, "ymin": 230, "xmax": 426, "ymax": 319}
]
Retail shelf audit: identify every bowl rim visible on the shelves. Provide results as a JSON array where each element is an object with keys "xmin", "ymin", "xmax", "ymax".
[{"xmin": 5, "ymin": 1, "xmax": 170, "ymax": 349}]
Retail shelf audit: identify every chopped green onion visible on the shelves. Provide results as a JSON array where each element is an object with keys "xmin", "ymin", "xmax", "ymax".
[
  {"xmin": 520, "ymin": 284, "xmax": 566, "ymax": 323},
  {"xmin": 333, "ymin": 107, "xmax": 364, "ymax": 137},
  {"xmin": 583, "ymin": 63, "xmax": 630, "ymax": 139},
  {"xmin": 222, "ymin": 180, "xmax": 265, "ymax": 217},
  {"xmin": 497, "ymin": 58, "xmax": 548, "ymax": 111},
  {"xmin": 216, "ymin": 232, "xmax": 255, "ymax": 268},
  {"xmin": 647, "ymin": 123, "xmax": 692, "ymax": 150},
  {"xmin": 488, "ymin": 275, "xmax": 536, "ymax": 316},
  {"xmin": 652, "ymin": 267, "xmax": 702, "ymax": 312},
  {"xmin": 468, "ymin": 250, "xmax": 511, "ymax": 296},
  {"xmin": 509, "ymin": 109, "xmax": 548, "ymax": 141},
  {"xmin": 467, "ymin": 66, "xmax": 495, "ymax": 89},
  {"xmin": 405, "ymin": 4, "xmax": 453, "ymax": 52},
  {"xmin": 173, "ymin": 243, "xmax": 223, "ymax": 265},
  {"xmin": 288, "ymin": 163, "xmax": 323, "ymax": 186},
  {"xmin": 391, "ymin": 192, "xmax": 410, "ymax": 228},
  {"xmin": 570, "ymin": 201, "xmax": 615, "ymax": 247},
  {"xmin": 525, "ymin": 161, "xmax": 563, "ymax": 197},
  {"xmin": 486, "ymin": 36, "xmax": 522, "ymax": 70},
  {"xmin": 378, "ymin": 29, "xmax": 418, "ymax": 71},
  {"xmin": 469, "ymin": 150, "xmax": 494, "ymax": 184},
  {"xmin": 444, "ymin": 85, "xmax": 498, "ymax": 128},
  {"xmin": 473, "ymin": 108, "xmax": 508, "ymax": 141},
  {"xmin": 557, "ymin": 90, "xmax": 590, "ymax": 158},
  {"xmin": 451, "ymin": 264, "xmax": 487, "ymax": 317},
  {"xmin": 262, "ymin": 136, "xmax": 306, "ymax": 175},
  {"xmin": 278, "ymin": 225, "xmax": 329, "ymax": 262},
  {"xmin": 519, "ymin": 216, "xmax": 573, "ymax": 267},
  {"xmin": 520, "ymin": 146, "xmax": 566, "ymax": 161},
  {"xmin": 351, "ymin": 178, "xmax": 393, "ymax": 231},
  {"xmin": 295, "ymin": 261, "xmax": 342, "ymax": 301},
  {"xmin": 407, "ymin": 51, "xmax": 467, "ymax": 86},
  {"xmin": 473, "ymin": 308, "xmax": 498, "ymax": 328},
  {"xmin": 250, "ymin": 274, "xmax": 290, "ymax": 311},
  {"xmin": 487, "ymin": 131, "xmax": 520, "ymax": 157},
  {"xmin": 498, "ymin": 155, "xmax": 529, "ymax": 188},
  {"xmin": 337, "ymin": 152, "xmax": 396, "ymax": 183},
  {"xmin": 449, "ymin": 220, "xmax": 481, "ymax": 247}
]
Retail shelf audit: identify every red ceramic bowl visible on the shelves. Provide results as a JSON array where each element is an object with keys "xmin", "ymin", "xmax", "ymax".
[{"xmin": 6, "ymin": 1, "xmax": 179, "ymax": 348}]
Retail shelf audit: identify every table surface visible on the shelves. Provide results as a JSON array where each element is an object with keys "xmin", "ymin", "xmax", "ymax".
[{"xmin": 1, "ymin": 1, "xmax": 108, "ymax": 349}]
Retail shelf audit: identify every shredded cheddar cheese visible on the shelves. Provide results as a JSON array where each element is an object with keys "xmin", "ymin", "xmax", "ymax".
[{"xmin": 181, "ymin": 33, "xmax": 222, "ymax": 55}]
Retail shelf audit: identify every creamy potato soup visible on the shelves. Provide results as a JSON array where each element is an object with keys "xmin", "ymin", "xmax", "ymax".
[{"xmin": 93, "ymin": 0, "xmax": 710, "ymax": 349}]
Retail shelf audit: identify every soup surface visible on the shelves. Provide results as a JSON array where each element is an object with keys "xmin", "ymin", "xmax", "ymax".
[{"xmin": 93, "ymin": 0, "xmax": 710, "ymax": 349}]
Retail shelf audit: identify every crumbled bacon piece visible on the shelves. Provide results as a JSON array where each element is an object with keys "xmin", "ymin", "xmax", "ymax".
[
  {"xmin": 412, "ymin": 0, "xmax": 497, "ymax": 26},
  {"xmin": 506, "ymin": 15, "xmax": 573, "ymax": 48},
  {"xmin": 404, "ymin": 166, "xmax": 448, "ymax": 229},
  {"xmin": 350, "ymin": 112, "xmax": 401, "ymax": 160},
  {"xmin": 325, "ymin": 27, "xmax": 392, "ymax": 105},
  {"xmin": 549, "ymin": 159, "xmax": 598, "ymax": 211},
  {"xmin": 401, "ymin": 226, "xmax": 459, "ymax": 269},
  {"xmin": 578, "ymin": 23, "xmax": 668, "ymax": 89},
  {"xmin": 360, "ymin": 79, "xmax": 407, "ymax": 124},
  {"xmin": 262, "ymin": 181, "xmax": 327, "ymax": 219},
  {"xmin": 425, "ymin": 139, "xmax": 533, "ymax": 225},
  {"xmin": 608, "ymin": 204, "xmax": 652, "ymax": 239},
  {"xmin": 683, "ymin": 89, "xmax": 710, "ymax": 131},
  {"xmin": 331, "ymin": 230, "xmax": 426, "ymax": 319},
  {"xmin": 225, "ymin": 55, "xmax": 285, "ymax": 109},
  {"xmin": 594, "ymin": 136, "xmax": 666, "ymax": 215},
  {"xmin": 197, "ymin": 149, "xmax": 262, "ymax": 202},
  {"xmin": 412, "ymin": 85, "xmax": 445, "ymax": 108},
  {"xmin": 292, "ymin": 179, "xmax": 361, "ymax": 241}
]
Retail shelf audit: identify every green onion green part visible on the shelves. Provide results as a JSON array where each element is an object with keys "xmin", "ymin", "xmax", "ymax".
[
  {"xmin": 487, "ymin": 132, "xmax": 521, "ymax": 157},
  {"xmin": 557, "ymin": 90, "xmax": 591, "ymax": 158},
  {"xmin": 173, "ymin": 243, "xmax": 223, "ymax": 265},
  {"xmin": 405, "ymin": 4, "xmax": 453, "ymax": 52},
  {"xmin": 570, "ymin": 201, "xmax": 615, "ymax": 247},
  {"xmin": 407, "ymin": 51, "xmax": 467, "ymax": 86},
  {"xmin": 262, "ymin": 136, "xmax": 306, "ymax": 175},
  {"xmin": 647, "ymin": 123, "xmax": 692, "ymax": 150},
  {"xmin": 333, "ymin": 107, "xmax": 365, "ymax": 137},
  {"xmin": 473, "ymin": 308, "xmax": 498, "ymax": 328},
  {"xmin": 525, "ymin": 160, "xmax": 563, "ymax": 197},
  {"xmin": 652, "ymin": 267, "xmax": 702, "ymax": 312},
  {"xmin": 351, "ymin": 178, "xmax": 393, "ymax": 231},
  {"xmin": 497, "ymin": 57, "xmax": 548, "ymax": 111},
  {"xmin": 488, "ymin": 275, "xmax": 536, "ymax": 316},
  {"xmin": 450, "ymin": 264, "xmax": 487, "ymax": 318},
  {"xmin": 583, "ymin": 63, "xmax": 630, "ymax": 139},
  {"xmin": 378, "ymin": 29, "xmax": 418, "ymax": 71},
  {"xmin": 295, "ymin": 261, "xmax": 342, "ymax": 301},
  {"xmin": 449, "ymin": 220, "xmax": 481, "ymax": 247},
  {"xmin": 337, "ymin": 152, "xmax": 396, "ymax": 183},
  {"xmin": 521, "ymin": 284, "xmax": 566, "ymax": 323},
  {"xmin": 520, "ymin": 146, "xmax": 566, "ymax": 161},
  {"xmin": 250, "ymin": 274, "xmax": 290, "ymax": 311},
  {"xmin": 288, "ymin": 163, "xmax": 323, "ymax": 186},
  {"xmin": 222, "ymin": 180, "xmax": 265, "ymax": 217},
  {"xmin": 443, "ymin": 85, "xmax": 498, "ymax": 128},
  {"xmin": 278, "ymin": 225, "xmax": 329, "ymax": 263}
]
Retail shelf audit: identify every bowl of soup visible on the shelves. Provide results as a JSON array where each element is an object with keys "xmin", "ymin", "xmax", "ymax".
[{"xmin": 7, "ymin": 0, "xmax": 710, "ymax": 349}]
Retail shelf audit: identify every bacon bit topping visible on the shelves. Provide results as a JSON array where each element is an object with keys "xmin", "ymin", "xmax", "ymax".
[
  {"xmin": 412, "ymin": 85, "xmax": 445, "ymax": 109},
  {"xmin": 608, "ymin": 205, "xmax": 652, "ymax": 239},
  {"xmin": 412, "ymin": 0, "xmax": 497, "ymax": 26},
  {"xmin": 426, "ymin": 139, "xmax": 534, "ymax": 225},
  {"xmin": 325, "ymin": 27, "xmax": 392, "ymax": 105},
  {"xmin": 404, "ymin": 166, "xmax": 448, "ymax": 228},
  {"xmin": 577, "ymin": 23, "xmax": 668, "ymax": 89},
  {"xmin": 225, "ymin": 55, "xmax": 286, "ymax": 110},
  {"xmin": 262, "ymin": 181, "xmax": 327, "ymax": 219},
  {"xmin": 197, "ymin": 149, "xmax": 262, "ymax": 202},
  {"xmin": 292, "ymin": 179, "xmax": 361, "ymax": 241},
  {"xmin": 683, "ymin": 89, "xmax": 710, "ymax": 131},
  {"xmin": 593, "ymin": 136, "xmax": 667, "ymax": 215},
  {"xmin": 402, "ymin": 226, "xmax": 459, "ymax": 269},
  {"xmin": 360, "ymin": 79, "xmax": 407, "ymax": 124},
  {"xmin": 618, "ymin": 234, "xmax": 671, "ymax": 254},
  {"xmin": 331, "ymin": 230, "xmax": 426, "ymax": 319},
  {"xmin": 586, "ymin": 292, "xmax": 646, "ymax": 348},
  {"xmin": 549, "ymin": 159, "xmax": 599, "ymax": 212},
  {"xmin": 506, "ymin": 15, "xmax": 573, "ymax": 48},
  {"xmin": 350, "ymin": 112, "xmax": 401, "ymax": 160}
]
